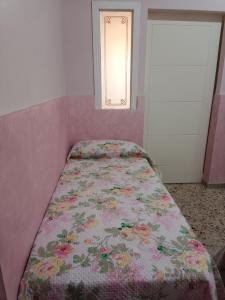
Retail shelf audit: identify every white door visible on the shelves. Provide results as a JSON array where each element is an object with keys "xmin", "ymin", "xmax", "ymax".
[{"xmin": 144, "ymin": 13, "xmax": 221, "ymax": 183}]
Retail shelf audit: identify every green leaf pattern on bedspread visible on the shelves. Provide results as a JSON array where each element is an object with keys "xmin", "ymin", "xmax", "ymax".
[{"xmin": 18, "ymin": 141, "xmax": 225, "ymax": 300}]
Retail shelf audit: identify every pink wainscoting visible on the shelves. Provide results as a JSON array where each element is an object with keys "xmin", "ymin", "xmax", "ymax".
[
  {"xmin": 0, "ymin": 95, "xmax": 144, "ymax": 300},
  {"xmin": 0, "ymin": 97, "xmax": 69, "ymax": 300},
  {"xmin": 203, "ymin": 95, "xmax": 225, "ymax": 184},
  {"xmin": 67, "ymin": 96, "xmax": 145, "ymax": 147}
]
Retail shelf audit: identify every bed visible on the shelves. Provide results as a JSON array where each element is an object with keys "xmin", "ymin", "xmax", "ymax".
[{"xmin": 18, "ymin": 140, "xmax": 225, "ymax": 300}]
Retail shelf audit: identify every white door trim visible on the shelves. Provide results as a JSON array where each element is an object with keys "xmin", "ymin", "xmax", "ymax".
[
  {"xmin": 92, "ymin": 0, "xmax": 141, "ymax": 110},
  {"xmin": 144, "ymin": 12, "xmax": 221, "ymax": 183}
]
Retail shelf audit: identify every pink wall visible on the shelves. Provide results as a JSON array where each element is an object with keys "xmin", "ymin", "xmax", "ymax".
[
  {"xmin": 1, "ymin": 1, "xmax": 225, "ymax": 299},
  {"xmin": 67, "ymin": 96, "xmax": 144, "ymax": 147},
  {"xmin": 203, "ymin": 19, "xmax": 225, "ymax": 184},
  {"xmin": 203, "ymin": 95, "xmax": 225, "ymax": 184},
  {"xmin": 0, "ymin": 97, "xmax": 69, "ymax": 300},
  {"xmin": 0, "ymin": 95, "xmax": 144, "ymax": 300}
]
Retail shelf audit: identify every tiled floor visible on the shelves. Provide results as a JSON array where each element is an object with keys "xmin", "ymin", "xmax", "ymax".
[{"xmin": 166, "ymin": 183, "xmax": 225, "ymax": 257}]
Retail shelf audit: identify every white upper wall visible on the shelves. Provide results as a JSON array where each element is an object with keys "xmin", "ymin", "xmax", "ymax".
[
  {"xmin": 144, "ymin": 0, "xmax": 225, "ymax": 12},
  {"xmin": 63, "ymin": 0, "xmax": 94, "ymax": 96},
  {"xmin": 63, "ymin": 0, "xmax": 225, "ymax": 97},
  {"xmin": 0, "ymin": 0, "xmax": 65, "ymax": 116},
  {"xmin": 1, "ymin": 0, "xmax": 225, "ymax": 114},
  {"xmin": 62, "ymin": 0, "xmax": 147, "ymax": 97}
]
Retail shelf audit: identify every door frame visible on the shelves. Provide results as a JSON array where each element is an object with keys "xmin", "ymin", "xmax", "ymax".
[{"xmin": 143, "ymin": 11, "xmax": 222, "ymax": 182}]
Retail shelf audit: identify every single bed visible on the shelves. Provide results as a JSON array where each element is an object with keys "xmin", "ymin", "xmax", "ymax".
[{"xmin": 18, "ymin": 140, "xmax": 225, "ymax": 300}]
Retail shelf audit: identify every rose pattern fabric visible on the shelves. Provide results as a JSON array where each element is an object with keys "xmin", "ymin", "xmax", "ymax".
[
  {"xmin": 18, "ymin": 141, "xmax": 225, "ymax": 300},
  {"xmin": 67, "ymin": 140, "xmax": 150, "ymax": 160}
]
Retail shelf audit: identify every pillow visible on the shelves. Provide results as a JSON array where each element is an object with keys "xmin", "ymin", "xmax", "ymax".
[{"xmin": 67, "ymin": 139, "xmax": 151, "ymax": 161}]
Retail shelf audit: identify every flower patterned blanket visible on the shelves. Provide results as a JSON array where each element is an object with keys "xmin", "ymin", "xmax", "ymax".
[{"xmin": 19, "ymin": 140, "xmax": 225, "ymax": 300}]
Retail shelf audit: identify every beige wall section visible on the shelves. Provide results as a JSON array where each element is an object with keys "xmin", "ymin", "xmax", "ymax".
[{"xmin": 0, "ymin": 0, "xmax": 66, "ymax": 116}]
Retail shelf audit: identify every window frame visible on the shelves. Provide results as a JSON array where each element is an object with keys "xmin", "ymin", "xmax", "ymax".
[{"xmin": 92, "ymin": 1, "xmax": 141, "ymax": 110}]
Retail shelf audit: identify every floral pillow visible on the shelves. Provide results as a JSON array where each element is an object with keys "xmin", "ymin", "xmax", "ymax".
[{"xmin": 67, "ymin": 140, "xmax": 151, "ymax": 161}]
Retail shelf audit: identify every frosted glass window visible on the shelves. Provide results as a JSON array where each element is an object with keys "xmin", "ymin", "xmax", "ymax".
[{"xmin": 100, "ymin": 11, "xmax": 132, "ymax": 109}]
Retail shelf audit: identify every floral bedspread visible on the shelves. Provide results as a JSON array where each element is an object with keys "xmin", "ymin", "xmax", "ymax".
[{"xmin": 19, "ymin": 141, "xmax": 225, "ymax": 300}]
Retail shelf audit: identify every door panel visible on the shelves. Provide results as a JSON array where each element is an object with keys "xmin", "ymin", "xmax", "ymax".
[
  {"xmin": 145, "ymin": 135, "xmax": 204, "ymax": 183},
  {"xmin": 146, "ymin": 102, "xmax": 202, "ymax": 135},
  {"xmin": 150, "ymin": 66, "xmax": 206, "ymax": 102},
  {"xmin": 151, "ymin": 24, "xmax": 210, "ymax": 66},
  {"xmin": 144, "ymin": 13, "xmax": 221, "ymax": 183}
]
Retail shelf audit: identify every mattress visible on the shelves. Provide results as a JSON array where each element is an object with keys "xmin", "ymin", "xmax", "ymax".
[{"xmin": 18, "ymin": 140, "xmax": 225, "ymax": 300}]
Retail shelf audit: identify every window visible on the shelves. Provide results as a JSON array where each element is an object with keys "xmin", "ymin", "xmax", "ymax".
[
  {"xmin": 100, "ymin": 11, "xmax": 132, "ymax": 109},
  {"xmin": 92, "ymin": 1, "xmax": 140, "ymax": 110}
]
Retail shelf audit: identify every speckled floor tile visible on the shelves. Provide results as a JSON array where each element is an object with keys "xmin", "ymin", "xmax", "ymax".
[{"xmin": 166, "ymin": 183, "xmax": 225, "ymax": 257}]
